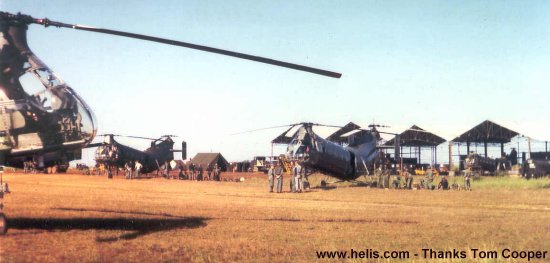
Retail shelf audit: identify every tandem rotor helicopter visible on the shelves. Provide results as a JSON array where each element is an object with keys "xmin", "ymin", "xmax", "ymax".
[
  {"xmin": 93, "ymin": 134, "xmax": 185, "ymax": 177},
  {"xmin": 0, "ymin": 11, "xmax": 341, "ymax": 234}
]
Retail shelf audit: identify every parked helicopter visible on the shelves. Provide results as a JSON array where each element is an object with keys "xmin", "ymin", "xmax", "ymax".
[
  {"xmin": 0, "ymin": 11, "xmax": 341, "ymax": 234},
  {"xmin": 265, "ymin": 122, "xmax": 401, "ymax": 183},
  {"xmin": 93, "ymin": 134, "xmax": 185, "ymax": 177},
  {"xmin": 0, "ymin": 11, "xmax": 341, "ymax": 171}
]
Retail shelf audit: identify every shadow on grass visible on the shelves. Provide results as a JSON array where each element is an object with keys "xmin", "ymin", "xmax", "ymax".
[{"xmin": 7, "ymin": 216, "xmax": 207, "ymax": 242}]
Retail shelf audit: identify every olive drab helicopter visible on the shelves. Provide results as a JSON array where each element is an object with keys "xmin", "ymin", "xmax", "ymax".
[
  {"xmin": 93, "ymin": 134, "xmax": 185, "ymax": 177},
  {"xmin": 0, "ymin": 11, "xmax": 341, "ymax": 235},
  {"xmin": 267, "ymin": 122, "xmax": 401, "ymax": 183},
  {"xmin": 0, "ymin": 11, "xmax": 341, "ymax": 170}
]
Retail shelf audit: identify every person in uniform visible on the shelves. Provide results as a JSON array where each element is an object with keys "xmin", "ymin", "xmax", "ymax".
[
  {"xmin": 134, "ymin": 160, "xmax": 142, "ymax": 178},
  {"xmin": 267, "ymin": 164, "xmax": 275, "ymax": 192},
  {"xmin": 293, "ymin": 162, "xmax": 302, "ymax": 193},
  {"xmin": 213, "ymin": 164, "xmax": 220, "ymax": 181},
  {"xmin": 392, "ymin": 174, "xmax": 401, "ymax": 189},
  {"xmin": 197, "ymin": 164, "xmax": 203, "ymax": 181},
  {"xmin": 289, "ymin": 161, "xmax": 295, "ymax": 192},
  {"xmin": 426, "ymin": 168, "xmax": 435, "ymax": 190},
  {"xmin": 464, "ymin": 167, "xmax": 472, "ymax": 191},
  {"xmin": 404, "ymin": 170, "xmax": 413, "ymax": 189},
  {"xmin": 274, "ymin": 163, "xmax": 284, "ymax": 193}
]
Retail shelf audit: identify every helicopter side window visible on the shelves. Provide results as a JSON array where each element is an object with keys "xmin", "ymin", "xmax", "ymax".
[{"xmin": 18, "ymin": 71, "xmax": 46, "ymax": 97}]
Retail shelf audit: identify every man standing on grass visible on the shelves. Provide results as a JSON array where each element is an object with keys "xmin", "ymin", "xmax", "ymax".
[
  {"xmin": 134, "ymin": 160, "xmax": 142, "ymax": 178},
  {"xmin": 464, "ymin": 167, "xmax": 472, "ymax": 191},
  {"xmin": 274, "ymin": 163, "xmax": 284, "ymax": 193},
  {"xmin": 293, "ymin": 161, "xmax": 302, "ymax": 193},
  {"xmin": 268, "ymin": 164, "xmax": 275, "ymax": 193}
]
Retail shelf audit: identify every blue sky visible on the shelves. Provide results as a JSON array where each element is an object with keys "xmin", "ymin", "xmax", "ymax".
[{"xmin": 2, "ymin": 1, "xmax": 549, "ymax": 163}]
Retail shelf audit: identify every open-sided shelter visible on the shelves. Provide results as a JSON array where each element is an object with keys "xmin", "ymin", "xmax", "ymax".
[
  {"xmin": 384, "ymin": 125, "xmax": 446, "ymax": 164},
  {"xmin": 326, "ymin": 122, "xmax": 361, "ymax": 145},
  {"xmin": 451, "ymin": 120, "xmax": 519, "ymax": 158}
]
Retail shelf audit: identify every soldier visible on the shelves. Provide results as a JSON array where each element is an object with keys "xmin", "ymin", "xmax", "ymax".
[
  {"xmin": 267, "ymin": 164, "xmax": 275, "ymax": 192},
  {"xmin": 206, "ymin": 165, "xmax": 212, "ymax": 181},
  {"xmin": 289, "ymin": 161, "xmax": 295, "ymax": 192},
  {"xmin": 392, "ymin": 174, "xmax": 401, "ymax": 189},
  {"xmin": 163, "ymin": 161, "xmax": 170, "ymax": 178},
  {"xmin": 197, "ymin": 164, "xmax": 203, "ymax": 181},
  {"xmin": 134, "ymin": 160, "xmax": 142, "ymax": 178},
  {"xmin": 464, "ymin": 167, "xmax": 472, "ymax": 191},
  {"xmin": 213, "ymin": 164, "xmax": 220, "ymax": 181},
  {"xmin": 405, "ymin": 170, "xmax": 413, "ymax": 189},
  {"xmin": 293, "ymin": 161, "xmax": 302, "ymax": 193},
  {"xmin": 124, "ymin": 161, "xmax": 131, "ymax": 179},
  {"xmin": 426, "ymin": 168, "xmax": 435, "ymax": 190},
  {"xmin": 384, "ymin": 171, "xmax": 391, "ymax": 189},
  {"xmin": 377, "ymin": 168, "xmax": 384, "ymax": 188},
  {"xmin": 274, "ymin": 163, "xmax": 284, "ymax": 193},
  {"xmin": 189, "ymin": 163, "xmax": 195, "ymax": 180}
]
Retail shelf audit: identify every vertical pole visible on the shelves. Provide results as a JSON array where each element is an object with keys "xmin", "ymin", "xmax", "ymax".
[
  {"xmin": 546, "ymin": 141, "xmax": 548, "ymax": 152},
  {"xmin": 271, "ymin": 143, "xmax": 273, "ymax": 164},
  {"xmin": 434, "ymin": 147, "xmax": 437, "ymax": 165},
  {"xmin": 484, "ymin": 141, "xmax": 488, "ymax": 158},
  {"xmin": 528, "ymin": 137, "xmax": 531, "ymax": 159},
  {"xmin": 467, "ymin": 142, "xmax": 470, "ymax": 154},
  {"xmin": 501, "ymin": 143, "xmax": 504, "ymax": 157},
  {"xmin": 449, "ymin": 142, "xmax": 453, "ymax": 171},
  {"xmin": 418, "ymin": 146, "xmax": 421, "ymax": 164}
]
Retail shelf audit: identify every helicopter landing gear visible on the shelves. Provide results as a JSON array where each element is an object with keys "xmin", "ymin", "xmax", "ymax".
[{"xmin": 0, "ymin": 213, "xmax": 7, "ymax": 235}]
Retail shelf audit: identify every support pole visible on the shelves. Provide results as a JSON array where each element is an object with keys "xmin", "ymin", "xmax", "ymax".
[
  {"xmin": 418, "ymin": 146, "xmax": 421, "ymax": 164},
  {"xmin": 449, "ymin": 142, "xmax": 453, "ymax": 171},
  {"xmin": 434, "ymin": 147, "xmax": 437, "ymax": 165},
  {"xmin": 528, "ymin": 137, "xmax": 531, "ymax": 159},
  {"xmin": 484, "ymin": 141, "xmax": 488, "ymax": 158}
]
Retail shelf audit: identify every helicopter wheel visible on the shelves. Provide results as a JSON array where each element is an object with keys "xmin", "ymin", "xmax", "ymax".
[
  {"xmin": 320, "ymin": 180, "xmax": 327, "ymax": 188},
  {"xmin": 0, "ymin": 213, "xmax": 7, "ymax": 235}
]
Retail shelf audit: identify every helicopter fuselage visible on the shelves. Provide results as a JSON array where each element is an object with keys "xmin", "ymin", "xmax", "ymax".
[
  {"xmin": 287, "ymin": 125, "xmax": 380, "ymax": 181},
  {"xmin": 0, "ymin": 16, "xmax": 97, "ymax": 170}
]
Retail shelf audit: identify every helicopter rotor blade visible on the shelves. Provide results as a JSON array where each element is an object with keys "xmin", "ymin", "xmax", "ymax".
[
  {"xmin": 0, "ymin": 12, "xmax": 343, "ymax": 78},
  {"xmin": 231, "ymin": 123, "xmax": 302, "ymax": 135},
  {"xmin": 97, "ymin": 134, "xmax": 159, "ymax": 141}
]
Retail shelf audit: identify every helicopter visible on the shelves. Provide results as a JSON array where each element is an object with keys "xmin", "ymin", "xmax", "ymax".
[
  {"xmin": 264, "ymin": 122, "xmax": 401, "ymax": 183},
  {"xmin": 93, "ymin": 134, "xmax": 185, "ymax": 178},
  {"xmin": 0, "ymin": 11, "xmax": 341, "ymax": 234},
  {"xmin": 0, "ymin": 11, "xmax": 341, "ymax": 171}
]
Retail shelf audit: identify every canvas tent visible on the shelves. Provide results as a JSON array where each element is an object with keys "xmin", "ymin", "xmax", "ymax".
[{"xmin": 189, "ymin": 153, "xmax": 230, "ymax": 171}]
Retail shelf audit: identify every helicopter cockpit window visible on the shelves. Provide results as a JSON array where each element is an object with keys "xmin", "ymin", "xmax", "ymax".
[
  {"xmin": 17, "ymin": 68, "xmax": 97, "ymax": 143},
  {"xmin": 35, "ymin": 68, "xmax": 64, "ymax": 87}
]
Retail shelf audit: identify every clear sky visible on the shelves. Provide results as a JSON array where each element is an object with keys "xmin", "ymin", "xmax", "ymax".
[{"xmin": 2, "ymin": 1, "xmax": 549, "ymax": 163}]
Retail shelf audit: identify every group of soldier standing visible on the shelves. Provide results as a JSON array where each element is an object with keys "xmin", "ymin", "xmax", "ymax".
[
  {"xmin": 267, "ymin": 161, "xmax": 307, "ymax": 193},
  {"xmin": 124, "ymin": 160, "xmax": 142, "ymax": 179},
  {"xmin": 376, "ymin": 167, "xmax": 472, "ymax": 191},
  {"xmin": 180, "ymin": 163, "xmax": 222, "ymax": 181}
]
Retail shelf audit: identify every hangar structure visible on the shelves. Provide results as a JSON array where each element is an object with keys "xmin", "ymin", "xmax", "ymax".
[
  {"xmin": 384, "ymin": 125, "xmax": 446, "ymax": 166},
  {"xmin": 451, "ymin": 120, "xmax": 519, "ymax": 157}
]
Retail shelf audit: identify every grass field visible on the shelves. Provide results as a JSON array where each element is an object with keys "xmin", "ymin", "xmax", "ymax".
[{"xmin": 0, "ymin": 172, "xmax": 549, "ymax": 262}]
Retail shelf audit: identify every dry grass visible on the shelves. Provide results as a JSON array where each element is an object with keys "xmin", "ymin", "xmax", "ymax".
[{"xmin": 0, "ymin": 172, "xmax": 549, "ymax": 262}]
